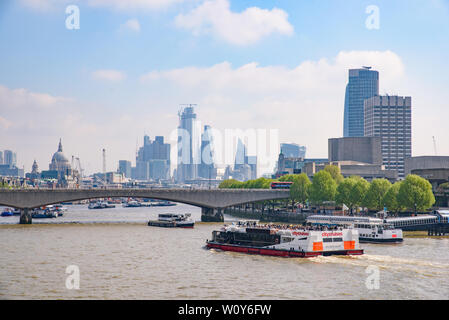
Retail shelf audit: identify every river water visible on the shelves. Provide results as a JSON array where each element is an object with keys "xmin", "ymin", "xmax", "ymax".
[{"xmin": 1, "ymin": 203, "xmax": 448, "ymax": 299}]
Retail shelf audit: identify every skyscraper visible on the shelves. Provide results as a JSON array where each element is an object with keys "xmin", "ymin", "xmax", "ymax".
[
  {"xmin": 198, "ymin": 125, "xmax": 217, "ymax": 180},
  {"xmin": 233, "ymin": 139, "xmax": 257, "ymax": 181},
  {"xmin": 118, "ymin": 160, "xmax": 132, "ymax": 178},
  {"xmin": 177, "ymin": 105, "xmax": 200, "ymax": 182},
  {"xmin": 0, "ymin": 151, "xmax": 3, "ymax": 165},
  {"xmin": 343, "ymin": 67, "xmax": 379, "ymax": 137},
  {"xmin": 3, "ymin": 150, "xmax": 17, "ymax": 166},
  {"xmin": 364, "ymin": 95, "xmax": 412, "ymax": 178},
  {"xmin": 280, "ymin": 143, "xmax": 306, "ymax": 158},
  {"xmin": 136, "ymin": 135, "xmax": 170, "ymax": 180}
]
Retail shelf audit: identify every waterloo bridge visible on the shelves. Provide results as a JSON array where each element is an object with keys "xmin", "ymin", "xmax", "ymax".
[{"xmin": 0, "ymin": 188, "xmax": 290, "ymax": 224}]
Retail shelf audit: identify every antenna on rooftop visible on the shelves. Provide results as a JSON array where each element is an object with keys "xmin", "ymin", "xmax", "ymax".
[
  {"xmin": 102, "ymin": 148, "xmax": 106, "ymax": 174},
  {"xmin": 433, "ymin": 136, "xmax": 438, "ymax": 156}
]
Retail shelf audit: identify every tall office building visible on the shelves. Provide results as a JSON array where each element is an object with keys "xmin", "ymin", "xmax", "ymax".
[
  {"xmin": 177, "ymin": 105, "xmax": 200, "ymax": 182},
  {"xmin": 0, "ymin": 151, "xmax": 3, "ymax": 165},
  {"xmin": 343, "ymin": 67, "xmax": 379, "ymax": 137},
  {"xmin": 233, "ymin": 139, "xmax": 257, "ymax": 181},
  {"xmin": 280, "ymin": 143, "xmax": 306, "ymax": 158},
  {"xmin": 3, "ymin": 150, "xmax": 17, "ymax": 166},
  {"xmin": 135, "ymin": 160, "xmax": 150, "ymax": 180},
  {"xmin": 136, "ymin": 135, "xmax": 170, "ymax": 180},
  {"xmin": 198, "ymin": 125, "xmax": 217, "ymax": 180},
  {"xmin": 364, "ymin": 95, "xmax": 412, "ymax": 178},
  {"xmin": 118, "ymin": 160, "xmax": 132, "ymax": 178}
]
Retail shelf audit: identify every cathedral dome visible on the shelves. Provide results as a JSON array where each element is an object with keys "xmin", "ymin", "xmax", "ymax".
[
  {"xmin": 52, "ymin": 151, "xmax": 69, "ymax": 163},
  {"xmin": 50, "ymin": 139, "xmax": 71, "ymax": 171}
]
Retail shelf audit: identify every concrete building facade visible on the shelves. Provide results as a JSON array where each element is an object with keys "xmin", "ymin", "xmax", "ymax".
[
  {"xmin": 405, "ymin": 156, "xmax": 449, "ymax": 188},
  {"xmin": 364, "ymin": 95, "xmax": 412, "ymax": 179},
  {"xmin": 328, "ymin": 137, "xmax": 382, "ymax": 165},
  {"xmin": 303, "ymin": 160, "xmax": 398, "ymax": 182}
]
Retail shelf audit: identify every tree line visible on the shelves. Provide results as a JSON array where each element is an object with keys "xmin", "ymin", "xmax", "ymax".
[{"xmin": 219, "ymin": 165, "xmax": 436, "ymax": 214}]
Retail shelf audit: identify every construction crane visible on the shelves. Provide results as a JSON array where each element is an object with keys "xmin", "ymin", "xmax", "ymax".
[
  {"xmin": 75, "ymin": 157, "xmax": 84, "ymax": 178},
  {"xmin": 100, "ymin": 148, "xmax": 107, "ymax": 187},
  {"xmin": 71, "ymin": 156, "xmax": 84, "ymax": 178},
  {"xmin": 433, "ymin": 136, "xmax": 438, "ymax": 156},
  {"xmin": 102, "ymin": 148, "xmax": 106, "ymax": 174}
]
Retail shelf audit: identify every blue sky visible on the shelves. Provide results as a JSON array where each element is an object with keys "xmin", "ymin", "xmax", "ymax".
[{"xmin": 0, "ymin": 0, "xmax": 448, "ymax": 175}]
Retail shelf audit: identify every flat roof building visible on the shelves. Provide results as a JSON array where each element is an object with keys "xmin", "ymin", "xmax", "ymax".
[
  {"xmin": 364, "ymin": 95, "xmax": 412, "ymax": 179},
  {"xmin": 303, "ymin": 160, "xmax": 398, "ymax": 183},
  {"xmin": 405, "ymin": 156, "xmax": 449, "ymax": 188},
  {"xmin": 328, "ymin": 137, "xmax": 382, "ymax": 165}
]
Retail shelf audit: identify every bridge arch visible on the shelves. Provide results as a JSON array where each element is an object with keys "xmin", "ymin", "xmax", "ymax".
[{"xmin": 0, "ymin": 188, "xmax": 290, "ymax": 210}]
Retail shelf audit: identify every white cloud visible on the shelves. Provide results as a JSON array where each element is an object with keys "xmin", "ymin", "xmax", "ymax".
[
  {"xmin": 119, "ymin": 19, "xmax": 141, "ymax": 33},
  {"xmin": 91, "ymin": 69, "xmax": 126, "ymax": 82},
  {"xmin": 174, "ymin": 0, "xmax": 294, "ymax": 45},
  {"xmin": 0, "ymin": 85, "xmax": 67, "ymax": 109}
]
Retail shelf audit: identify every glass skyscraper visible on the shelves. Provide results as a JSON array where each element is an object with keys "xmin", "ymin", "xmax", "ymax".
[
  {"xmin": 280, "ymin": 143, "xmax": 306, "ymax": 158},
  {"xmin": 343, "ymin": 67, "xmax": 379, "ymax": 137},
  {"xmin": 177, "ymin": 105, "xmax": 200, "ymax": 182}
]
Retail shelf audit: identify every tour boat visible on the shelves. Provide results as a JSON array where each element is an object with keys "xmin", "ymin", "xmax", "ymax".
[
  {"xmin": 206, "ymin": 221, "xmax": 364, "ymax": 258},
  {"xmin": 1, "ymin": 208, "xmax": 14, "ymax": 217},
  {"xmin": 32, "ymin": 208, "xmax": 58, "ymax": 219},
  {"xmin": 148, "ymin": 213, "xmax": 195, "ymax": 228},
  {"xmin": 151, "ymin": 200, "xmax": 177, "ymax": 207},
  {"xmin": 88, "ymin": 201, "xmax": 116, "ymax": 209},
  {"xmin": 307, "ymin": 215, "xmax": 403, "ymax": 243},
  {"xmin": 122, "ymin": 200, "xmax": 142, "ymax": 208}
]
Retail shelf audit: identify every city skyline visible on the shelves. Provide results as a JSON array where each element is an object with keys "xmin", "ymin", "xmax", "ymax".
[{"xmin": 1, "ymin": 0, "xmax": 448, "ymax": 174}]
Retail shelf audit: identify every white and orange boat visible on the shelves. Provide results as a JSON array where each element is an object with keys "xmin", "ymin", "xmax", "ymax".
[{"xmin": 206, "ymin": 221, "xmax": 363, "ymax": 258}]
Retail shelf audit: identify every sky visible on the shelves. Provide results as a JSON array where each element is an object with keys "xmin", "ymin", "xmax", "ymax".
[{"xmin": 0, "ymin": 0, "xmax": 448, "ymax": 175}]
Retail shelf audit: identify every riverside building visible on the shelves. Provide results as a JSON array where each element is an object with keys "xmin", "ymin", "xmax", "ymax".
[
  {"xmin": 364, "ymin": 95, "xmax": 412, "ymax": 179},
  {"xmin": 343, "ymin": 67, "xmax": 379, "ymax": 137}
]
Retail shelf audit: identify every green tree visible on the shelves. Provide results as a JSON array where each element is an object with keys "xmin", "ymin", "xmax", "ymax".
[
  {"xmin": 290, "ymin": 173, "xmax": 311, "ymax": 206},
  {"xmin": 397, "ymin": 174, "xmax": 435, "ymax": 212},
  {"xmin": 336, "ymin": 176, "xmax": 369, "ymax": 214},
  {"xmin": 364, "ymin": 178, "xmax": 392, "ymax": 211},
  {"xmin": 278, "ymin": 174, "xmax": 298, "ymax": 182},
  {"xmin": 309, "ymin": 170, "xmax": 337, "ymax": 205},
  {"xmin": 336, "ymin": 177, "xmax": 357, "ymax": 212},
  {"xmin": 323, "ymin": 165, "xmax": 344, "ymax": 184},
  {"xmin": 351, "ymin": 177, "xmax": 370, "ymax": 212},
  {"xmin": 219, "ymin": 179, "xmax": 243, "ymax": 189},
  {"xmin": 383, "ymin": 182, "xmax": 403, "ymax": 214}
]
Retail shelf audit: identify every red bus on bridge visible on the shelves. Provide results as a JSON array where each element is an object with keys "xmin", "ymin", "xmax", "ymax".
[{"xmin": 270, "ymin": 181, "xmax": 293, "ymax": 189}]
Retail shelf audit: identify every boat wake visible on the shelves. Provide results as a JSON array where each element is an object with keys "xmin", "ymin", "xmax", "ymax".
[{"xmin": 308, "ymin": 254, "xmax": 449, "ymax": 276}]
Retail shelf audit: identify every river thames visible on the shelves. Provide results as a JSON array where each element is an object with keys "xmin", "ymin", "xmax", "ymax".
[{"xmin": 1, "ymin": 203, "xmax": 448, "ymax": 299}]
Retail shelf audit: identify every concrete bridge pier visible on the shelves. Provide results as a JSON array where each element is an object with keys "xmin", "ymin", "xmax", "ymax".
[
  {"xmin": 201, "ymin": 207, "xmax": 224, "ymax": 222},
  {"xmin": 19, "ymin": 208, "xmax": 32, "ymax": 224}
]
